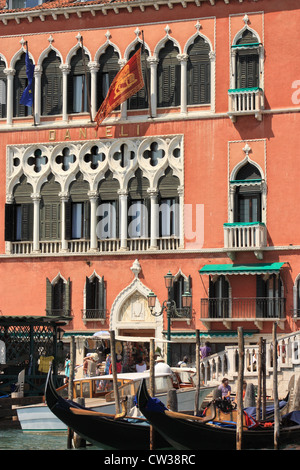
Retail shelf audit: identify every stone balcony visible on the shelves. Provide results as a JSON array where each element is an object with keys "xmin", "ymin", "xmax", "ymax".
[
  {"xmin": 223, "ymin": 222, "xmax": 267, "ymax": 260},
  {"xmin": 228, "ymin": 87, "xmax": 264, "ymax": 122}
]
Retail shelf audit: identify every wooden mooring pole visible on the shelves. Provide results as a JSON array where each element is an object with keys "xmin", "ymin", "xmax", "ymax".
[
  {"xmin": 149, "ymin": 338, "xmax": 155, "ymax": 450},
  {"xmin": 67, "ymin": 335, "xmax": 75, "ymax": 449},
  {"xmin": 273, "ymin": 322, "xmax": 280, "ymax": 449},
  {"xmin": 110, "ymin": 330, "xmax": 120, "ymax": 415},
  {"xmin": 194, "ymin": 329, "xmax": 200, "ymax": 416},
  {"xmin": 256, "ymin": 337, "xmax": 263, "ymax": 421},
  {"xmin": 236, "ymin": 327, "xmax": 244, "ymax": 450}
]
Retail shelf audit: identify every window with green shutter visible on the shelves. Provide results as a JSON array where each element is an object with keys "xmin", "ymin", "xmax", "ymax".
[
  {"xmin": 235, "ymin": 30, "xmax": 260, "ymax": 90},
  {"xmin": 41, "ymin": 50, "xmax": 62, "ymax": 116},
  {"xmin": 40, "ymin": 174, "xmax": 61, "ymax": 240},
  {"xmin": 187, "ymin": 36, "xmax": 211, "ymax": 105},
  {"xmin": 85, "ymin": 275, "xmax": 106, "ymax": 320},
  {"xmin": 0, "ymin": 59, "xmax": 7, "ymax": 118},
  {"xmin": 5, "ymin": 176, "xmax": 34, "ymax": 242},
  {"xmin": 97, "ymin": 45, "xmax": 119, "ymax": 109},
  {"xmin": 13, "ymin": 53, "xmax": 34, "ymax": 117},
  {"xmin": 127, "ymin": 45, "xmax": 149, "ymax": 110},
  {"xmin": 68, "ymin": 48, "xmax": 91, "ymax": 114},
  {"xmin": 97, "ymin": 170, "xmax": 119, "ymax": 239},
  {"xmin": 46, "ymin": 276, "xmax": 71, "ymax": 317},
  {"xmin": 128, "ymin": 169, "xmax": 150, "ymax": 238},
  {"xmin": 157, "ymin": 40, "xmax": 180, "ymax": 108},
  {"xmin": 67, "ymin": 172, "xmax": 90, "ymax": 240},
  {"xmin": 158, "ymin": 167, "xmax": 180, "ymax": 237}
]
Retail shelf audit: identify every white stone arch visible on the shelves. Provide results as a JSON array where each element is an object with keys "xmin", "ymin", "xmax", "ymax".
[
  {"xmin": 51, "ymin": 272, "xmax": 68, "ymax": 286},
  {"xmin": 153, "ymin": 30, "xmax": 182, "ymax": 59},
  {"xmin": 124, "ymin": 36, "xmax": 150, "ymax": 61},
  {"xmin": 0, "ymin": 53, "xmax": 8, "ymax": 68},
  {"xmin": 10, "ymin": 47, "xmax": 35, "ymax": 69},
  {"xmin": 230, "ymin": 155, "xmax": 264, "ymax": 182},
  {"xmin": 94, "ymin": 39, "xmax": 121, "ymax": 63},
  {"xmin": 183, "ymin": 29, "xmax": 213, "ymax": 55},
  {"xmin": 66, "ymin": 42, "xmax": 92, "ymax": 67},
  {"xmin": 37, "ymin": 44, "xmax": 63, "ymax": 67},
  {"xmin": 232, "ymin": 25, "xmax": 261, "ymax": 47},
  {"xmin": 110, "ymin": 272, "xmax": 163, "ymax": 340},
  {"xmin": 293, "ymin": 273, "xmax": 300, "ymax": 316}
]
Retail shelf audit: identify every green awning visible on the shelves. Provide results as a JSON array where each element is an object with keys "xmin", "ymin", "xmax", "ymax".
[{"xmin": 199, "ymin": 262, "xmax": 285, "ymax": 276}]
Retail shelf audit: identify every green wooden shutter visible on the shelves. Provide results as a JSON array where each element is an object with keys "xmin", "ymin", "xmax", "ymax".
[
  {"xmin": 157, "ymin": 40, "xmax": 180, "ymax": 108},
  {"xmin": 46, "ymin": 278, "xmax": 53, "ymax": 315},
  {"xmin": 85, "ymin": 276, "xmax": 93, "ymax": 310},
  {"xmin": 99, "ymin": 276, "xmax": 105, "ymax": 311},
  {"xmin": 97, "ymin": 45, "xmax": 119, "ymax": 108},
  {"xmin": 4, "ymin": 204, "xmax": 14, "ymax": 241},
  {"xmin": 14, "ymin": 53, "xmax": 34, "ymax": 117},
  {"xmin": 64, "ymin": 278, "xmax": 70, "ymax": 315},
  {"xmin": 236, "ymin": 53, "xmax": 259, "ymax": 89},
  {"xmin": 187, "ymin": 36, "xmax": 211, "ymax": 105},
  {"xmin": 42, "ymin": 50, "xmax": 62, "ymax": 116},
  {"xmin": 65, "ymin": 200, "xmax": 72, "ymax": 240},
  {"xmin": 21, "ymin": 203, "xmax": 33, "ymax": 241},
  {"xmin": 0, "ymin": 60, "xmax": 7, "ymax": 118},
  {"xmin": 83, "ymin": 200, "xmax": 90, "ymax": 239},
  {"xmin": 40, "ymin": 202, "xmax": 61, "ymax": 240}
]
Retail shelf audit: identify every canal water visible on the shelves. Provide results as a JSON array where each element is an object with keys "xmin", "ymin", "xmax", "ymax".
[
  {"xmin": 0, "ymin": 429, "xmax": 96, "ymax": 450},
  {"xmin": 1, "ymin": 429, "xmax": 299, "ymax": 451}
]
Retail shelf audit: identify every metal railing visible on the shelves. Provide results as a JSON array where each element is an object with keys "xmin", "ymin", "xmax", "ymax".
[
  {"xmin": 200, "ymin": 297, "xmax": 286, "ymax": 320},
  {"xmin": 82, "ymin": 309, "xmax": 107, "ymax": 321}
]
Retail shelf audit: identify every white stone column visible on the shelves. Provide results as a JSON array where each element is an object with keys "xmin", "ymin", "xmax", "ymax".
[
  {"xmin": 4, "ymin": 68, "xmax": 15, "ymax": 125},
  {"xmin": 60, "ymin": 64, "xmax": 70, "ymax": 122},
  {"xmin": 88, "ymin": 61, "xmax": 99, "ymax": 120},
  {"xmin": 177, "ymin": 53, "xmax": 188, "ymax": 114},
  {"xmin": 118, "ymin": 189, "xmax": 128, "ymax": 250},
  {"xmin": 118, "ymin": 59, "xmax": 127, "ymax": 120},
  {"xmin": 148, "ymin": 57, "xmax": 158, "ymax": 117},
  {"xmin": 31, "ymin": 193, "xmax": 41, "ymax": 253},
  {"xmin": 148, "ymin": 188, "xmax": 159, "ymax": 249},
  {"xmin": 5, "ymin": 195, "xmax": 14, "ymax": 254},
  {"xmin": 34, "ymin": 65, "xmax": 42, "ymax": 125},
  {"xmin": 59, "ymin": 192, "xmax": 69, "ymax": 253},
  {"xmin": 88, "ymin": 190, "xmax": 98, "ymax": 252},
  {"xmin": 177, "ymin": 185, "xmax": 184, "ymax": 248}
]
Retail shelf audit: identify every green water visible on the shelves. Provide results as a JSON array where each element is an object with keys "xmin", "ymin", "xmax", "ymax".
[{"xmin": 0, "ymin": 429, "xmax": 96, "ymax": 450}]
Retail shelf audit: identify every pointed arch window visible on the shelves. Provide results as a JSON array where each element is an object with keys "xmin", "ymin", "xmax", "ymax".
[
  {"xmin": 127, "ymin": 44, "xmax": 149, "ymax": 110},
  {"xmin": 41, "ymin": 50, "xmax": 62, "ymax": 116},
  {"xmin": 187, "ymin": 36, "xmax": 211, "ymax": 105},
  {"xmin": 68, "ymin": 49, "xmax": 90, "ymax": 114},
  {"xmin": 0, "ymin": 59, "xmax": 7, "ymax": 118},
  {"xmin": 46, "ymin": 276, "xmax": 71, "ymax": 317},
  {"xmin": 233, "ymin": 162, "xmax": 262, "ymax": 223},
  {"xmin": 97, "ymin": 45, "xmax": 119, "ymax": 110},
  {"xmin": 84, "ymin": 275, "xmax": 106, "ymax": 321},
  {"xmin": 232, "ymin": 29, "xmax": 261, "ymax": 90},
  {"xmin": 13, "ymin": 53, "xmax": 34, "ymax": 117},
  {"xmin": 157, "ymin": 40, "xmax": 180, "ymax": 108}
]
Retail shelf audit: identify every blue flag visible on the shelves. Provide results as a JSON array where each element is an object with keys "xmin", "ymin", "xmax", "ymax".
[{"xmin": 20, "ymin": 51, "xmax": 35, "ymax": 107}]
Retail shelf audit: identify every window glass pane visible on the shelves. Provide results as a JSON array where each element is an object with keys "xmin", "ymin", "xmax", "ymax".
[
  {"xmin": 159, "ymin": 198, "xmax": 178, "ymax": 236},
  {"xmin": 128, "ymin": 200, "xmax": 148, "ymax": 238},
  {"xmin": 73, "ymin": 75, "xmax": 87, "ymax": 113},
  {"xmin": 72, "ymin": 203, "xmax": 83, "ymax": 239},
  {"xmin": 15, "ymin": 205, "xmax": 22, "ymax": 241},
  {"xmin": 97, "ymin": 201, "xmax": 116, "ymax": 239}
]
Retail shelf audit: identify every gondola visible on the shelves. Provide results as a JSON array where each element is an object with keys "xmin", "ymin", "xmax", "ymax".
[
  {"xmin": 44, "ymin": 368, "xmax": 171, "ymax": 450},
  {"xmin": 136, "ymin": 378, "xmax": 300, "ymax": 450}
]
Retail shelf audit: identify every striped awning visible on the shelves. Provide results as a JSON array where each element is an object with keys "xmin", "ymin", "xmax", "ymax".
[{"xmin": 199, "ymin": 262, "xmax": 285, "ymax": 276}]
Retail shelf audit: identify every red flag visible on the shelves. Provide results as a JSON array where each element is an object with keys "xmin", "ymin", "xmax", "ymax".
[{"xmin": 95, "ymin": 48, "xmax": 144, "ymax": 129}]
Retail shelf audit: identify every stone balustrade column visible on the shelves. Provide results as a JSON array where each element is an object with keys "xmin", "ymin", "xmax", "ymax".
[
  {"xmin": 147, "ymin": 188, "xmax": 159, "ymax": 249},
  {"xmin": 59, "ymin": 192, "xmax": 69, "ymax": 253},
  {"xmin": 177, "ymin": 53, "xmax": 188, "ymax": 115},
  {"xmin": 148, "ymin": 57, "xmax": 158, "ymax": 117},
  {"xmin": 4, "ymin": 68, "xmax": 15, "ymax": 125},
  {"xmin": 118, "ymin": 189, "xmax": 128, "ymax": 250},
  {"xmin": 60, "ymin": 64, "xmax": 70, "ymax": 122},
  {"xmin": 31, "ymin": 193, "xmax": 41, "ymax": 253},
  {"xmin": 88, "ymin": 190, "xmax": 98, "ymax": 252}
]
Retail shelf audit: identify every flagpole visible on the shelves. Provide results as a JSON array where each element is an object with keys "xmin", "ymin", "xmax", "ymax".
[
  {"xmin": 80, "ymin": 36, "xmax": 93, "ymax": 123},
  {"xmin": 141, "ymin": 30, "xmax": 152, "ymax": 119},
  {"xmin": 25, "ymin": 41, "xmax": 36, "ymax": 126}
]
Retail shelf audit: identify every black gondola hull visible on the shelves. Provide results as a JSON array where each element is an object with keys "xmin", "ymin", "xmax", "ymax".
[
  {"xmin": 45, "ymin": 369, "xmax": 170, "ymax": 450},
  {"xmin": 137, "ymin": 379, "xmax": 300, "ymax": 450}
]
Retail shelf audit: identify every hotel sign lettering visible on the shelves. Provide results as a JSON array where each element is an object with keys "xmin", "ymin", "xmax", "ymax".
[{"xmin": 48, "ymin": 124, "xmax": 142, "ymax": 142}]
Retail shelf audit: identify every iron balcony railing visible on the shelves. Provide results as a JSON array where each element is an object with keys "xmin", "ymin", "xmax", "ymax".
[
  {"xmin": 45, "ymin": 309, "xmax": 72, "ymax": 318},
  {"xmin": 200, "ymin": 297, "xmax": 286, "ymax": 320},
  {"xmin": 170, "ymin": 306, "xmax": 192, "ymax": 320},
  {"xmin": 82, "ymin": 309, "xmax": 107, "ymax": 321}
]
